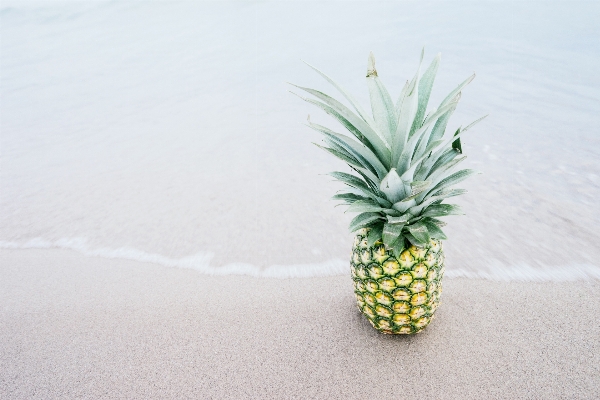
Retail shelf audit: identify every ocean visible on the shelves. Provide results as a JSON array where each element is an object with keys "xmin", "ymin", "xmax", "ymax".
[{"xmin": 2, "ymin": 1, "xmax": 599, "ymax": 280}]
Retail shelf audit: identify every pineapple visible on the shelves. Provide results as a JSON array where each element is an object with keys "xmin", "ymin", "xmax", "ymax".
[{"xmin": 292, "ymin": 50, "xmax": 485, "ymax": 334}]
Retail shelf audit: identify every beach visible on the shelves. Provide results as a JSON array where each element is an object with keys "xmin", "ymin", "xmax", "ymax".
[
  {"xmin": 2, "ymin": 248, "xmax": 599, "ymax": 399},
  {"xmin": 1, "ymin": 1, "xmax": 600, "ymax": 398}
]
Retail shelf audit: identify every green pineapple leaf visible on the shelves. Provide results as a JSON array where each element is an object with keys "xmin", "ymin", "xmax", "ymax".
[
  {"xmin": 302, "ymin": 61, "xmax": 375, "ymax": 126},
  {"xmin": 366, "ymin": 224, "xmax": 384, "ymax": 247},
  {"xmin": 329, "ymin": 171, "xmax": 372, "ymax": 194},
  {"xmin": 290, "ymin": 88, "xmax": 391, "ymax": 163},
  {"xmin": 313, "ymin": 143, "xmax": 362, "ymax": 170},
  {"xmin": 421, "ymin": 204, "xmax": 463, "ymax": 218},
  {"xmin": 438, "ymin": 73, "xmax": 475, "ymax": 109},
  {"xmin": 349, "ymin": 212, "xmax": 384, "ymax": 232},
  {"xmin": 397, "ymin": 99, "xmax": 458, "ymax": 173},
  {"xmin": 366, "ymin": 52, "xmax": 396, "ymax": 143},
  {"xmin": 421, "ymin": 218, "xmax": 448, "ymax": 240},
  {"xmin": 306, "ymin": 119, "xmax": 387, "ymax": 179},
  {"xmin": 332, "ymin": 192, "xmax": 369, "ymax": 203},
  {"xmin": 408, "ymin": 221, "xmax": 430, "ymax": 244},
  {"xmin": 386, "ymin": 214, "xmax": 411, "ymax": 225},
  {"xmin": 451, "ymin": 127, "xmax": 462, "ymax": 153},
  {"xmin": 426, "ymin": 103, "xmax": 458, "ymax": 149},
  {"xmin": 410, "ymin": 52, "xmax": 441, "ymax": 135},
  {"xmin": 382, "ymin": 222, "xmax": 405, "ymax": 248},
  {"xmin": 405, "ymin": 231, "xmax": 426, "ymax": 248},
  {"xmin": 423, "ymin": 169, "xmax": 477, "ymax": 199},
  {"xmin": 391, "ymin": 240, "xmax": 406, "ymax": 259},
  {"xmin": 345, "ymin": 200, "xmax": 385, "ymax": 214}
]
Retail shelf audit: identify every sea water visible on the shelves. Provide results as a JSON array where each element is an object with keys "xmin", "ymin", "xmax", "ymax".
[{"xmin": 1, "ymin": 1, "xmax": 599, "ymax": 280}]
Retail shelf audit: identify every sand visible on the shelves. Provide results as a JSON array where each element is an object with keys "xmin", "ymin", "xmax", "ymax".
[{"xmin": 2, "ymin": 249, "xmax": 598, "ymax": 399}]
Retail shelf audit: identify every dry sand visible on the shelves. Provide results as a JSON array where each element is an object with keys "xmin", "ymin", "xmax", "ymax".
[{"xmin": 1, "ymin": 249, "xmax": 598, "ymax": 399}]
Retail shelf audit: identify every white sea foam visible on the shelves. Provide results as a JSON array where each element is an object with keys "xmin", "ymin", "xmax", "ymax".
[{"xmin": 2, "ymin": 238, "xmax": 599, "ymax": 281}]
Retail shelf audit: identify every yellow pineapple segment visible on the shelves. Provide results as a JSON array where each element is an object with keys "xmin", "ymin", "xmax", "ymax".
[
  {"xmin": 411, "ymin": 263, "xmax": 428, "ymax": 279},
  {"xmin": 397, "ymin": 325, "xmax": 413, "ymax": 334},
  {"xmin": 392, "ymin": 314, "xmax": 411, "ymax": 325},
  {"xmin": 398, "ymin": 250, "xmax": 416, "ymax": 269},
  {"xmin": 409, "ymin": 246, "xmax": 427, "ymax": 260},
  {"xmin": 382, "ymin": 260, "xmax": 400, "ymax": 275},
  {"xmin": 368, "ymin": 264, "xmax": 384, "ymax": 279},
  {"xmin": 409, "ymin": 279, "xmax": 427, "ymax": 293},
  {"xmin": 392, "ymin": 301, "xmax": 410, "ymax": 314},
  {"xmin": 409, "ymin": 306, "xmax": 427, "ymax": 320},
  {"xmin": 360, "ymin": 249, "xmax": 372, "ymax": 264},
  {"xmin": 375, "ymin": 305, "xmax": 393, "ymax": 318},
  {"xmin": 378, "ymin": 278, "xmax": 396, "ymax": 292},
  {"xmin": 364, "ymin": 293, "xmax": 376, "ymax": 307},
  {"xmin": 392, "ymin": 288, "xmax": 411, "ymax": 301},
  {"xmin": 374, "ymin": 291, "xmax": 393, "ymax": 306},
  {"xmin": 365, "ymin": 280, "xmax": 379, "ymax": 293},
  {"xmin": 372, "ymin": 244, "xmax": 389, "ymax": 264},
  {"xmin": 394, "ymin": 273, "xmax": 413, "ymax": 287},
  {"xmin": 410, "ymin": 292, "xmax": 428, "ymax": 306}
]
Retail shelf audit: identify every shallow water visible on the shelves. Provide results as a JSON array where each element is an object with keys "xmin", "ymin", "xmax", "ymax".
[{"xmin": 2, "ymin": 1, "xmax": 600, "ymax": 280}]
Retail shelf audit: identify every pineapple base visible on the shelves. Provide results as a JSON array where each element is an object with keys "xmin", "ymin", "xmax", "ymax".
[{"xmin": 351, "ymin": 229, "xmax": 445, "ymax": 335}]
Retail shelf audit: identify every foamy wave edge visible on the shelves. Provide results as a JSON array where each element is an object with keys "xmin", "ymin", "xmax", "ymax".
[{"xmin": 2, "ymin": 238, "xmax": 599, "ymax": 281}]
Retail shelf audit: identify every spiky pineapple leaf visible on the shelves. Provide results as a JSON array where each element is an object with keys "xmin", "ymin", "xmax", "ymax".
[
  {"xmin": 349, "ymin": 212, "xmax": 384, "ymax": 232},
  {"xmin": 439, "ymin": 73, "xmax": 475, "ymax": 109},
  {"xmin": 391, "ymin": 198, "xmax": 416, "ymax": 214},
  {"xmin": 430, "ymin": 188, "xmax": 468, "ymax": 198},
  {"xmin": 397, "ymin": 100, "xmax": 458, "ymax": 173},
  {"xmin": 386, "ymin": 214, "xmax": 411, "ymax": 225},
  {"xmin": 302, "ymin": 61, "xmax": 375, "ymax": 127},
  {"xmin": 399, "ymin": 138, "xmax": 444, "ymax": 183},
  {"xmin": 408, "ymin": 188, "xmax": 467, "ymax": 216},
  {"xmin": 290, "ymin": 88, "xmax": 391, "ymax": 163},
  {"xmin": 410, "ymin": 181, "xmax": 431, "ymax": 195},
  {"xmin": 392, "ymin": 51, "xmax": 423, "ymax": 166},
  {"xmin": 329, "ymin": 171, "xmax": 371, "ymax": 193},
  {"xmin": 426, "ymin": 103, "xmax": 457, "ymax": 148},
  {"xmin": 462, "ymin": 114, "xmax": 488, "ymax": 133},
  {"xmin": 366, "ymin": 52, "xmax": 396, "ymax": 143},
  {"xmin": 425, "ymin": 156, "xmax": 467, "ymax": 191},
  {"xmin": 345, "ymin": 200, "xmax": 385, "ymax": 214},
  {"xmin": 426, "ymin": 217, "xmax": 447, "ymax": 227},
  {"xmin": 408, "ymin": 221, "xmax": 430, "ymax": 244},
  {"xmin": 451, "ymin": 127, "xmax": 462, "ymax": 153},
  {"xmin": 306, "ymin": 119, "xmax": 387, "ymax": 179},
  {"xmin": 392, "ymin": 81, "xmax": 419, "ymax": 166},
  {"xmin": 421, "ymin": 218, "xmax": 448, "ymax": 240},
  {"xmin": 405, "ymin": 231, "xmax": 426, "ymax": 248},
  {"xmin": 314, "ymin": 143, "xmax": 362, "ymax": 170},
  {"xmin": 367, "ymin": 223, "xmax": 384, "ymax": 247},
  {"xmin": 410, "ymin": 52, "xmax": 440, "ymax": 135},
  {"xmin": 332, "ymin": 192, "xmax": 368, "ymax": 203},
  {"xmin": 382, "ymin": 222, "xmax": 404, "ymax": 248},
  {"xmin": 420, "ymin": 148, "xmax": 461, "ymax": 181},
  {"xmin": 421, "ymin": 204, "xmax": 463, "ymax": 218},
  {"xmin": 391, "ymin": 239, "xmax": 406, "ymax": 259},
  {"xmin": 424, "ymin": 169, "xmax": 477, "ymax": 200}
]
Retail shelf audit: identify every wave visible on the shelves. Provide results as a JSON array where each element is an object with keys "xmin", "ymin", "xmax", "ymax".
[{"xmin": 1, "ymin": 238, "xmax": 599, "ymax": 281}]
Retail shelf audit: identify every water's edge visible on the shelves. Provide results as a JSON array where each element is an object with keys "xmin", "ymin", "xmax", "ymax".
[{"xmin": 2, "ymin": 238, "xmax": 599, "ymax": 282}]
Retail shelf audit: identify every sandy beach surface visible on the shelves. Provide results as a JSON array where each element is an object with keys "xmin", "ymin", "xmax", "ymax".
[{"xmin": 2, "ymin": 248, "xmax": 598, "ymax": 399}]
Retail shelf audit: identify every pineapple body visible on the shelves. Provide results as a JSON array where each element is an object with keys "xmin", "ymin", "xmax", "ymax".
[{"xmin": 351, "ymin": 229, "xmax": 445, "ymax": 334}]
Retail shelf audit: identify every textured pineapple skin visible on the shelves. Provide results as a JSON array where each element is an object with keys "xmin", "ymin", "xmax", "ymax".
[{"xmin": 351, "ymin": 229, "xmax": 445, "ymax": 334}]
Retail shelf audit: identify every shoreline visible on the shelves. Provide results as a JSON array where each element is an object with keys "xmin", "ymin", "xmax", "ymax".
[{"xmin": 2, "ymin": 248, "xmax": 599, "ymax": 399}]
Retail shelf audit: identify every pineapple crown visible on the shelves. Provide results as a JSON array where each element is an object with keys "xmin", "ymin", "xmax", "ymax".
[{"xmin": 290, "ymin": 50, "xmax": 486, "ymax": 258}]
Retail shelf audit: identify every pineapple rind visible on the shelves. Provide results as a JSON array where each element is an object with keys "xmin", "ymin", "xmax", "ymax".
[{"xmin": 351, "ymin": 229, "xmax": 444, "ymax": 335}]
